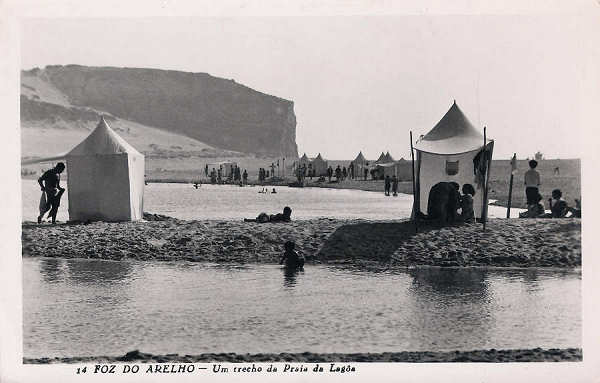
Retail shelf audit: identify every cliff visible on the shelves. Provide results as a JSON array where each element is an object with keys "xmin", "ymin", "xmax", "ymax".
[{"xmin": 21, "ymin": 65, "xmax": 298, "ymax": 158}]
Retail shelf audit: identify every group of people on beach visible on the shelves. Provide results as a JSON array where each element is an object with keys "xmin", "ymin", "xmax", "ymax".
[
  {"xmin": 419, "ymin": 182, "xmax": 476, "ymax": 224},
  {"xmin": 519, "ymin": 160, "xmax": 581, "ymax": 219}
]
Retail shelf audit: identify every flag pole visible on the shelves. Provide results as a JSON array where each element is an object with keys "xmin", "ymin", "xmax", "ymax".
[
  {"xmin": 410, "ymin": 131, "xmax": 418, "ymax": 233},
  {"xmin": 506, "ymin": 153, "xmax": 516, "ymax": 218}
]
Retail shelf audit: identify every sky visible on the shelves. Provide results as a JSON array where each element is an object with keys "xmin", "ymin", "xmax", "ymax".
[{"xmin": 21, "ymin": 14, "xmax": 599, "ymax": 160}]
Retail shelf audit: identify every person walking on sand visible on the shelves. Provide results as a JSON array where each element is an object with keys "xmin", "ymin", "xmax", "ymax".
[
  {"xmin": 384, "ymin": 175, "xmax": 391, "ymax": 196},
  {"xmin": 392, "ymin": 175, "xmax": 398, "ymax": 196},
  {"xmin": 524, "ymin": 160, "xmax": 541, "ymax": 205},
  {"xmin": 37, "ymin": 162, "xmax": 66, "ymax": 224}
]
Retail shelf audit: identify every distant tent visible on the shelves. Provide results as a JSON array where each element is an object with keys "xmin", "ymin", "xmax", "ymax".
[
  {"xmin": 66, "ymin": 117, "xmax": 145, "ymax": 221},
  {"xmin": 412, "ymin": 101, "xmax": 493, "ymax": 220},
  {"xmin": 375, "ymin": 152, "xmax": 386, "ymax": 164},
  {"xmin": 353, "ymin": 151, "xmax": 368, "ymax": 178},
  {"xmin": 298, "ymin": 153, "xmax": 311, "ymax": 169},
  {"xmin": 384, "ymin": 151, "xmax": 395, "ymax": 163},
  {"xmin": 311, "ymin": 153, "xmax": 328, "ymax": 176}
]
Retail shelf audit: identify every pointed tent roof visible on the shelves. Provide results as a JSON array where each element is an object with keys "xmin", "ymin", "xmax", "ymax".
[
  {"xmin": 376, "ymin": 152, "xmax": 386, "ymax": 163},
  {"xmin": 414, "ymin": 101, "xmax": 492, "ymax": 154},
  {"xmin": 67, "ymin": 117, "xmax": 142, "ymax": 157},
  {"xmin": 384, "ymin": 151, "xmax": 395, "ymax": 162},
  {"xmin": 314, "ymin": 153, "xmax": 326, "ymax": 161},
  {"xmin": 354, "ymin": 151, "xmax": 367, "ymax": 163},
  {"xmin": 299, "ymin": 153, "xmax": 310, "ymax": 161}
]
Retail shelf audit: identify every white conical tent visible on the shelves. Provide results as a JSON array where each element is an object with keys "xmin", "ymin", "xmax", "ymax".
[
  {"xmin": 65, "ymin": 117, "xmax": 145, "ymax": 221},
  {"xmin": 312, "ymin": 153, "xmax": 328, "ymax": 176},
  {"xmin": 413, "ymin": 101, "xmax": 493, "ymax": 220}
]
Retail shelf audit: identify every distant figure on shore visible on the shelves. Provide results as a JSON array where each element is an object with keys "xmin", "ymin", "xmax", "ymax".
[
  {"xmin": 349, "ymin": 162, "xmax": 354, "ymax": 179},
  {"xmin": 364, "ymin": 167, "xmax": 368, "ymax": 181},
  {"xmin": 210, "ymin": 168, "xmax": 217, "ymax": 184},
  {"xmin": 243, "ymin": 169, "xmax": 248, "ymax": 184},
  {"xmin": 392, "ymin": 175, "xmax": 398, "ymax": 196},
  {"xmin": 335, "ymin": 165, "xmax": 342, "ymax": 182},
  {"xmin": 327, "ymin": 166, "xmax": 333, "ymax": 182},
  {"xmin": 193, "ymin": 182, "xmax": 200, "ymax": 189},
  {"xmin": 459, "ymin": 184, "xmax": 476, "ymax": 223},
  {"xmin": 524, "ymin": 160, "xmax": 541, "ymax": 205},
  {"xmin": 342, "ymin": 166, "xmax": 347, "ymax": 180},
  {"xmin": 280, "ymin": 241, "xmax": 304, "ymax": 270},
  {"xmin": 204, "ymin": 164, "xmax": 208, "ymax": 177},
  {"xmin": 384, "ymin": 175, "xmax": 391, "ymax": 196},
  {"xmin": 37, "ymin": 162, "xmax": 66, "ymax": 224},
  {"xmin": 519, "ymin": 192, "xmax": 545, "ymax": 218},
  {"xmin": 554, "ymin": 166, "xmax": 560, "ymax": 175},
  {"xmin": 272, "ymin": 188, "xmax": 277, "ymax": 194},
  {"xmin": 244, "ymin": 206, "xmax": 292, "ymax": 223}
]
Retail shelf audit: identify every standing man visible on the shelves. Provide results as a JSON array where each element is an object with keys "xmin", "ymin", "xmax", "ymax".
[
  {"xmin": 524, "ymin": 160, "xmax": 541, "ymax": 205},
  {"xmin": 243, "ymin": 169, "xmax": 248, "ymax": 185},
  {"xmin": 384, "ymin": 175, "xmax": 391, "ymax": 196},
  {"xmin": 37, "ymin": 162, "xmax": 66, "ymax": 224},
  {"xmin": 392, "ymin": 175, "xmax": 399, "ymax": 196}
]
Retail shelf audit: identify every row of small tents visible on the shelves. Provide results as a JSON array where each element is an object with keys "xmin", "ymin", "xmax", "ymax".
[
  {"xmin": 296, "ymin": 150, "xmax": 413, "ymax": 181},
  {"xmin": 22, "ymin": 100, "xmax": 493, "ymax": 222}
]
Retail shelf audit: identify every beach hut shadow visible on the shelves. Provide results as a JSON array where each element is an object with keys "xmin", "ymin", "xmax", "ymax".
[{"xmin": 316, "ymin": 221, "xmax": 436, "ymax": 262}]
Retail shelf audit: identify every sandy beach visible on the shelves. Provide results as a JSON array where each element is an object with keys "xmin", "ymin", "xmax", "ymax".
[
  {"xmin": 22, "ymin": 215, "xmax": 580, "ymax": 268},
  {"xmin": 24, "ymin": 347, "xmax": 582, "ymax": 364}
]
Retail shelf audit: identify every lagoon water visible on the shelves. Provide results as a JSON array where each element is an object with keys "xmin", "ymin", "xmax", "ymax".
[
  {"xmin": 23, "ymin": 258, "xmax": 580, "ymax": 358},
  {"xmin": 21, "ymin": 180, "xmax": 522, "ymax": 222}
]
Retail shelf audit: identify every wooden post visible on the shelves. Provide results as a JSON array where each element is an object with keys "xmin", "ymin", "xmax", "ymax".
[
  {"xmin": 506, "ymin": 153, "xmax": 516, "ymax": 218},
  {"xmin": 410, "ymin": 131, "xmax": 418, "ymax": 233}
]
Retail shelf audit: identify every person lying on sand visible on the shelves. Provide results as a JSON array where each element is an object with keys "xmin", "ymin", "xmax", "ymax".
[
  {"xmin": 519, "ymin": 192, "xmax": 546, "ymax": 218},
  {"xmin": 244, "ymin": 206, "xmax": 292, "ymax": 223},
  {"xmin": 279, "ymin": 241, "xmax": 304, "ymax": 269}
]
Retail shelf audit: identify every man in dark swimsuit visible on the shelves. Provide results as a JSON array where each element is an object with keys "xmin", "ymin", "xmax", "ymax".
[{"xmin": 38, "ymin": 162, "xmax": 66, "ymax": 224}]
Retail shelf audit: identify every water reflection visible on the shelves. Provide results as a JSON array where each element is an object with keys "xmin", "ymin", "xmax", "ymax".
[
  {"xmin": 39, "ymin": 258, "xmax": 65, "ymax": 283},
  {"xmin": 404, "ymin": 268, "xmax": 493, "ymax": 350},
  {"xmin": 65, "ymin": 259, "xmax": 133, "ymax": 285},
  {"xmin": 408, "ymin": 268, "xmax": 489, "ymax": 299},
  {"xmin": 283, "ymin": 267, "xmax": 303, "ymax": 288}
]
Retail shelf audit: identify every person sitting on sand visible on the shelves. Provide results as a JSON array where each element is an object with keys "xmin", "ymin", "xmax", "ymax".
[
  {"xmin": 541, "ymin": 189, "xmax": 569, "ymax": 218},
  {"xmin": 519, "ymin": 192, "xmax": 545, "ymax": 218},
  {"xmin": 244, "ymin": 206, "xmax": 292, "ymax": 223},
  {"xmin": 272, "ymin": 188, "xmax": 277, "ymax": 194},
  {"xmin": 280, "ymin": 241, "xmax": 304, "ymax": 269},
  {"xmin": 459, "ymin": 183, "xmax": 476, "ymax": 223},
  {"xmin": 568, "ymin": 198, "xmax": 581, "ymax": 218}
]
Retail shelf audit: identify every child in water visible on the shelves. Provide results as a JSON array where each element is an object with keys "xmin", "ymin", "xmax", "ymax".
[
  {"xmin": 460, "ymin": 183, "xmax": 475, "ymax": 223},
  {"xmin": 279, "ymin": 241, "xmax": 304, "ymax": 269}
]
